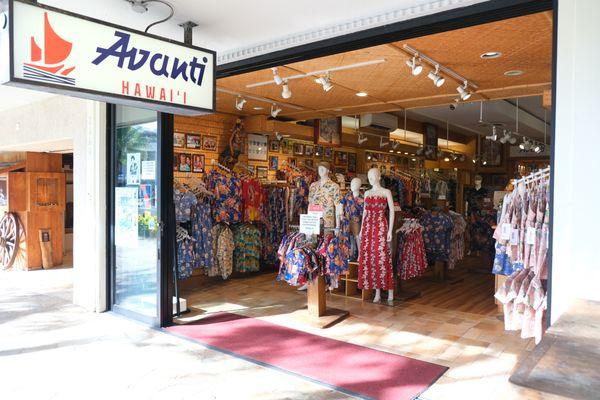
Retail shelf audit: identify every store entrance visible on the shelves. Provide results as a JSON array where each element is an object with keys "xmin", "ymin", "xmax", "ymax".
[{"xmin": 171, "ymin": 9, "xmax": 553, "ymax": 359}]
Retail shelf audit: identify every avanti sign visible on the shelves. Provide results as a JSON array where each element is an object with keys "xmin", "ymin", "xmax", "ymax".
[{"xmin": 0, "ymin": 0, "xmax": 215, "ymax": 115}]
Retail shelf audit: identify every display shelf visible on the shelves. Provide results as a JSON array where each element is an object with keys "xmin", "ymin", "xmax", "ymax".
[{"xmin": 332, "ymin": 261, "xmax": 372, "ymax": 301}]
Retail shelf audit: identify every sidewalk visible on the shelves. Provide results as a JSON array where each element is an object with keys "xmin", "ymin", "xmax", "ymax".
[{"xmin": 0, "ymin": 269, "xmax": 349, "ymax": 400}]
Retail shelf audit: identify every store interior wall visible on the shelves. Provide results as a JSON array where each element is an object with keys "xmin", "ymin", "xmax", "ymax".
[
  {"xmin": 0, "ymin": 94, "xmax": 107, "ymax": 312},
  {"xmin": 552, "ymin": 0, "xmax": 600, "ymax": 323}
]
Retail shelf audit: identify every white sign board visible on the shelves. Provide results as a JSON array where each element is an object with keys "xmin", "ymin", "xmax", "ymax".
[
  {"xmin": 141, "ymin": 160, "xmax": 155, "ymax": 180},
  {"xmin": 300, "ymin": 213, "xmax": 320, "ymax": 236},
  {"xmin": 115, "ymin": 187, "xmax": 139, "ymax": 248},
  {"xmin": 126, "ymin": 153, "xmax": 141, "ymax": 185},
  {"xmin": 1, "ymin": 0, "xmax": 215, "ymax": 115}
]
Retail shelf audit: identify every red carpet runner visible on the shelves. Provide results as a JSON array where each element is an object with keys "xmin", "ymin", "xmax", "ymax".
[{"xmin": 166, "ymin": 312, "xmax": 447, "ymax": 400}]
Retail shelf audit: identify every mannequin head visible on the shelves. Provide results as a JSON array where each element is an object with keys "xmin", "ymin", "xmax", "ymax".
[
  {"xmin": 474, "ymin": 174, "xmax": 483, "ymax": 190},
  {"xmin": 367, "ymin": 167, "xmax": 381, "ymax": 186},
  {"xmin": 317, "ymin": 161, "xmax": 331, "ymax": 180},
  {"xmin": 350, "ymin": 177, "xmax": 362, "ymax": 194}
]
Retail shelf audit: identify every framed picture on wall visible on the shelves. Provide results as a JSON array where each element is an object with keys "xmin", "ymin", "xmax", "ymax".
[
  {"xmin": 269, "ymin": 156, "xmax": 279, "ymax": 170},
  {"xmin": 174, "ymin": 132, "xmax": 185, "ymax": 148},
  {"xmin": 304, "ymin": 159, "xmax": 314, "ymax": 169},
  {"xmin": 269, "ymin": 139, "xmax": 280, "ymax": 153},
  {"xmin": 288, "ymin": 157, "xmax": 297, "ymax": 167},
  {"xmin": 304, "ymin": 145, "xmax": 314, "ymax": 157},
  {"xmin": 256, "ymin": 166, "xmax": 268, "ymax": 179},
  {"xmin": 323, "ymin": 147, "xmax": 332, "ymax": 159},
  {"xmin": 348, "ymin": 153, "xmax": 357, "ymax": 173},
  {"xmin": 314, "ymin": 117, "xmax": 342, "ymax": 147},
  {"xmin": 177, "ymin": 153, "xmax": 192, "ymax": 172},
  {"xmin": 293, "ymin": 143, "xmax": 304, "ymax": 155},
  {"xmin": 247, "ymin": 133, "xmax": 269, "ymax": 161},
  {"xmin": 334, "ymin": 151, "xmax": 348, "ymax": 166},
  {"xmin": 280, "ymin": 139, "xmax": 290, "ymax": 154},
  {"xmin": 315, "ymin": 145, "xmax": 323, "ymax": 158},
  {"xmin": 247, "ymin": 165, "xmax": 255, "ymax": 176},
  {"xmin": 202, "ymin": 135, "xmax": 218, "ymax": 152},
  {"xmin": 186, "ymin": 134, "xmax": 201, "ymax": 149},
  {"xmin": 192, "ymin": 154, "xmax": 205, "ymax": 173}
]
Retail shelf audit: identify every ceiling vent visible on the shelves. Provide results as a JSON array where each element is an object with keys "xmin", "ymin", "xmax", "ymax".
[{"xmin": 360, "ymin": 113, "xmax": 398, "ymax": 132}]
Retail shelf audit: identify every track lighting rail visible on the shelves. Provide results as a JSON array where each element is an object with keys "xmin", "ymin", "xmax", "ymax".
[{"xmin": 217, "ymin": 88, "xmax": 304, "ymax": 111}]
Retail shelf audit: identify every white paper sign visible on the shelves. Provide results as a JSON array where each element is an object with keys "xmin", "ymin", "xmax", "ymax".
[
  {"xmin": 526, "ymin": 227, "xmax": 537, "ymax": 245},
  {"xmin": 300, "ymin": 213, "xmax": 320, "ymax": 235},
  {"xmin": 501, "ymin": 223, "xmax": 512, "ymax": 240},
  {"xmin": 141, "ymin": 160, "xmax": 155, "ymax": 180},
  {"xmin": 115, "ymin": 187, "xmax": 138, "ymax": 248},
  {"xmin": 308, "ymin": 204, "xmax": 324, "ymax": 219},
  {"xmin": 4, "ymin": 1, "xmax": 215, "ymax": 115},
  {"xmin": 510, "ymin": 228, "xmax": 519, "ymax": 245},
  {"xmin": 126, "ymin": 153, "xmax": 140, "ymax": 185}
]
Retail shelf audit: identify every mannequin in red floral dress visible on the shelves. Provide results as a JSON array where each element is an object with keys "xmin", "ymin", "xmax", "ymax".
[{"xmin": 358, "ymin": 168, "xmax": 396, "ymax": 303}]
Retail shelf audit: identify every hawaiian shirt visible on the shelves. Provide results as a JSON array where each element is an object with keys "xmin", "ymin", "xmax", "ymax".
[
  {"xmin": 308, "ymin": 179, "xmax": 341, "ymax": 228},
  {"xmin": 420, "ymin": 211, "xmax": 454, "ymax": 262},
  {"xmin": 192, "ymin": 197, "xmax": 213, "ymax": 270},
  {"xmin": 207, "ymin": 170, "xmax": 242, "ymax": 223},
  {"xmin": 174, "ymin": 189, "xmax": 197, "ymax": 223},
  {"xmin": 208, "ymin": 223, "xmax": 234, "ymax": 279},
  {"xmin": 233, "ymin": 224, "xmax": 262, "ymax": 273},
  {"xmin": 242, "ymin": 178, "xmax": 265, "ymax": 223}
]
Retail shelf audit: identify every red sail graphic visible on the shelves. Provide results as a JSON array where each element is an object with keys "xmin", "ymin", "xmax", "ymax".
[{"xmin": 25, "ymin": 12, "xmax": 75, "ymax": 77}]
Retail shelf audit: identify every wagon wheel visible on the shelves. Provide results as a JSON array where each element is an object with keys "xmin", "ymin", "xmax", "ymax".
[{"xmin": 0, "ymin": 213, "xmax": 19, "ymax": 269}]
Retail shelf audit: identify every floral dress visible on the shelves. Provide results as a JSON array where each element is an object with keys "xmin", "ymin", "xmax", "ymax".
[
  {"xmin": 339, "ymin": 192, "xmax": 364, "ymax": 260},
  {"xmin": 242, "ymin": 178, "xmax": 265, "ymax": 223},
  {"xmin": 174, "ymin": 189, "xmax": 197, "ymax": 280},
  {"xmin": 358, "ymin": 196, "xmax": 394, "ymax": 290},
  {"xmin": 207, "ymin": 170, "xmax": 242, "ymax": 223},
  {"xmin": 308, "ymin": 179, "xmax": 341, "ymax": 228},
  {"xmin": 191, "ymin": 197, "xmax": 213, "ymax": 270},
  {"xmin": 394, "ymin": 222, "xmax": 427, "ymax": 280}
]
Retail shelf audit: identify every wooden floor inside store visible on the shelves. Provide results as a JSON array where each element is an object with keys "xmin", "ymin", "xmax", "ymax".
[{"xmin": 177, "ymin": 257, "xmax": 567, "ymax": 399}]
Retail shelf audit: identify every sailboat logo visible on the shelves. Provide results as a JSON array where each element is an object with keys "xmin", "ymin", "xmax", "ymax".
[{"xmin": 23, "ymin": 12, "xmax": 75, "ymax": 85}]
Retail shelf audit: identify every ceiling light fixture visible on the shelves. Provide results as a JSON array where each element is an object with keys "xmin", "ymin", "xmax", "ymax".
[
  {"xmin": 456, "ymin": 81, "xmax": 472, "ymax": 101},
  {"xmin": 486, "ymin": 125, "xmax": 498, "ymax": 141},
  {"xmin": 253, "ymin": 106, "xmax": 263, "ymax": 110},
  {"xmin": 380, "ymin": 136, "xmax": 390, "ymax": 148},
  {"xmin": 444, "ymin": 156, "xmax": 450, "ymax": 162},
  {"xmin": 405, "ymin": 55, "xmax": 423, "ymax": 76},
  {"xmin": 281, "ymin": 80, "xmax": 292, "ymax": 99},
  {"xmin": 235, "ymin": 96, "xmax": 246, "ymax": 111},
  {"xmin": 480, "ymin": 51, "xmax": 502, "ymax": 59},
  {"xmin": 357, "ymin": 132, "xmax": 368, "ymax": 145},
  {"xmin": 392, "ymin": 140, "xmax": 400, "ymax": 150},
  {"xmin": 427, "ymin": 65, "xmax": 445, "ymax": 87},
  {"xmin": 356, "ymin": 91, "xmax": 368, "ymax": 97},
  {"xmin": 272, "ymin": 67, "xmax": 283, "ymax": 85},
  {"xmin": 315, "ymin": 73, "xmax": 334, "ymax": 92},
  {"xmin": 504, "ymin": 70, "xmax": 524, "ymax": 77},
  {"xmin": 270, "ymin": 104, "xmax": 282, "ymax": 118}
]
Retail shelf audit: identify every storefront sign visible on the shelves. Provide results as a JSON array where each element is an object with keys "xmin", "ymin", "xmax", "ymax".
[
  {"xmin": 0, "ymin": 0, "xmax": 215, "ymax": 115},
  {"xmin": 300, "ymin": 213, "xmax": 321, "ymax": 235}
]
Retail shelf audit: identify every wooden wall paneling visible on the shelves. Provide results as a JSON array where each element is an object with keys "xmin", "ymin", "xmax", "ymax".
[
  {"xmin": 27, "ymin": 172, "xmax": 66, "ymax": 213},
  {"xmin": 8, "ymin": 172, "xmax": 27, "ymax": 212},
  {"xmin": 25, "ymin": 152, "xmax": 62, "ymax": 172}
]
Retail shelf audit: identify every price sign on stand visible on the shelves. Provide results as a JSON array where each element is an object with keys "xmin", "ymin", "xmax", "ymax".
[
  {"xmin": 308, "ymin": 204, "xmax": 324, "ymax": 219},
  {"xmin": 300, "ymin": 214, "xmax": 321, "ymax": 235}
]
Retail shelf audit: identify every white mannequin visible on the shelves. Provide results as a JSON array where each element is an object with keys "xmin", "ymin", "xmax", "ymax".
[{"xmin": 361, "ymin": 168, "xmax": 395, "ymax": 304}]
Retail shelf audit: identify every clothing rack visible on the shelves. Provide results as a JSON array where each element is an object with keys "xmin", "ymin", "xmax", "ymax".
[
  {"xmin": 514, "ymin": 167, "xmax": 550, "ymax": 184},
  {"xmin": 210, "ymin": 159, "xmax": 232, "ymax": 173}
]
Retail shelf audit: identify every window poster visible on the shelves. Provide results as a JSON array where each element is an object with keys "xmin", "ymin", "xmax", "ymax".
[
  {"xmin": 126, "ymin": 153, "xmax": 141, "ymax": 185},
  {"xmin": 141, "ymin": 160, "xmax": 156, "ymax": 180},
  {"xmin": 115, "ymin": 187, "xmax": 139, "ymax": 248}
]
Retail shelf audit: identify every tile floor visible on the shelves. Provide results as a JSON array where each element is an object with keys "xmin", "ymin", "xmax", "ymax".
[{"xmin": 179, "ymin": 262, "xmax": 569, "ymax": 400}]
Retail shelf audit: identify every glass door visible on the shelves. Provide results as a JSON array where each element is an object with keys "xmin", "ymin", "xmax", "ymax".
[{"xmin": 109, "ymin": 104, "xmax": 167, "ymax": 325}]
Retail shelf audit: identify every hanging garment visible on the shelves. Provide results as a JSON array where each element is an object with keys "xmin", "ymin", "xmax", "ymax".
[
  {"xmin": 242, "ymin": 178, "xmax": 266, "ymax": 223},
  {"xmin": 420, "ymin": 211, "xmax": 454, "ymax": 263},
  {"xmin": 176, "ymin": 230, "xmax": 195, "ymax": 280},
  {"xmin": 291, "ymin": 175, "xmax": 310, "ymax": 219},
  {"xmin": 208, "ymin": 223, "xmax": 234, "ymax": 279},
  {"xmin": 394, "ymin": 220, "xmax": 427, "ymax": 280},
  {"xmin": 264, "ymin": 186, "xmax": 288, "ymax": 264},
  {"xmin": 358, "ymin": 196, "xmax": 394, "ymax": 290},
  {"xmin": 191, "ymin": 197, "xmax": 214, "ymax": 270},
  {"xmin": 233, "ymin": 224, "xmax": 262, "ymax": 273},
  {"xmin": 339, "ymin": 191, "xmax": 364, "ymax": 261},
  {"xmin": 174, "ymin": 189, "xmax": 198, "ymax": 223},
  {"xmin": 207, "ymin": 170, "xmax": 243, "ymax": 223},
  {"xmin": 448, "ymin": 211, "xmax": 467, "ymax": 270},
  {"xmin": 308, "ymin": 179, "xmax": 341, "ymax": 228}
]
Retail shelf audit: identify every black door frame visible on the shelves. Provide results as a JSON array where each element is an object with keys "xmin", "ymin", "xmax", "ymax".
[
  {"xmin": 106, "ymin": 104, "xmax": 174, "ymax": 327},
  {"xmin": 215, "ymin": 0, "xmax": 557, "ymax": 324}
]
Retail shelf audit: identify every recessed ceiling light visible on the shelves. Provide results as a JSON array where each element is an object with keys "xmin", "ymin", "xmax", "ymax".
[
  {"xmin": 480, "ymin": 51, "xmax": 502, "ymax": 59},
  {"xmin": 356, "ymin": 91, "xmax": 368, "ymax": 97},
  {"xmin": 333, "ymin": 108, "xmax": 343, "ymax": 111},
  {"xmin": 504, "ymin": 70, "xmax": 524, "ymax": 76},
  {"xmin": 253, "ymin": 106, "xmax": 264, "ymax": 110}
]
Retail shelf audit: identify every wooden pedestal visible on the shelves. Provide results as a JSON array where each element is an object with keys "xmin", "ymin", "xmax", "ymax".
[
  {"xmin": 430, "ymin": 261, "xmax": 464, "ymax": 284},
  {"xmin": 293, "ymin": 275, "xmax": 348, "ymax": 329}
]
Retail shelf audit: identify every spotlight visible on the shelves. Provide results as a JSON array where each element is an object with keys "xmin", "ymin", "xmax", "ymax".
[
  {"xmin": 520, "ymin": 137, "xmax": 532, "ymax": 151},
  {"xmin": 472, "ymin": 157, "xmax": 478, "ymax": 164},
  {"xmin": 275, "ymin": 132, "xmax": 283, "ymax": 141},
  {"xmin": 392, "ymin": 140, "xmax": 400, "ymax": 150},
  {"xmin": 427, "ymin": 66, "xmax": 445, "ymax": 87},
  {"xmin": 459, "ymin": 154, "xmax": 466, "ymax": 162},
  {"xmin": 235, "ymin": 96, "xmax": 246, "ymax": 111},
  {"xmin": 272, "ymin": 67, "xmax": 283, "ymax": 85},
  {"xmin": 486, "ymin": 126, "xmax": 498, "ymax": 141},
  {"xmin": 509, "ymin": 136, "xmax": 517, "ymax": 145},
  {"xmin": 451, "ymin": 153, "xmax": 458, "ymax": 161},
  {"xmin": 270, "ymin": 104, "xmax": 282, "ymax": 118},
  {"xmin": 315, "ymin": 73, "xmax": 333, "ymax": 92},
  {"xmin": 367, "ymin": 153, "xmax": 372, "ymax": 160},
  {"xmin": 482, "ymin": 159, "xmax": 488, "ymax": 166},
  {"xmin": 281, "ymin": 80, "xmax": 292, "ymax": 99},
  {"xmin": 357, "ymin": 132, "xmax": 368, "ymax": 145},
  {"xmin": 533, "ymin": 142, "xmax": 542, "ymax": 153},
  {"xmin": 456, "ymin": 82, "xmax": 472, "ymax": 101},
  {"xmin": 444, "ymin": 156, "xmax": 450, "ymax": 162},
  {"xmin": 356, "ymin": 91, "xmax": 368, "ymax": 97},
  {"xmin": 379, "ymin": 137, "xmax": 390, "ymax": 148},
  {"xmin": 405, "ymin": 56, "xmax": 423, "ymax": 76},
  {"xmin": 499, "ymin": 130, "xmax": 511, "ymax": 144}
]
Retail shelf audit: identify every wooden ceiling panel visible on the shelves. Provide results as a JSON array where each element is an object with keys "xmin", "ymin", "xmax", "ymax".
[{"xmin": 216, "ymin": 12, "xmax": 552, "ymax": 121}]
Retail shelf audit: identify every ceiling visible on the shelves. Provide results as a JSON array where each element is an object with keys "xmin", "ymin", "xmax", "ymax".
[
  {"xmin": 0, "ymin": 86, "xmax": 56, "ymax": 112},
  {"xmin": 216, "ymin": 11, "xmax": 553, "ymax": 129}
]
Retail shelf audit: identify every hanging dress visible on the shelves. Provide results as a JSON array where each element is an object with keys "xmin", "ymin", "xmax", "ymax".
[{"xmin": 358, "ymin": 196, "xmax": 394, "ymax": 290}]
